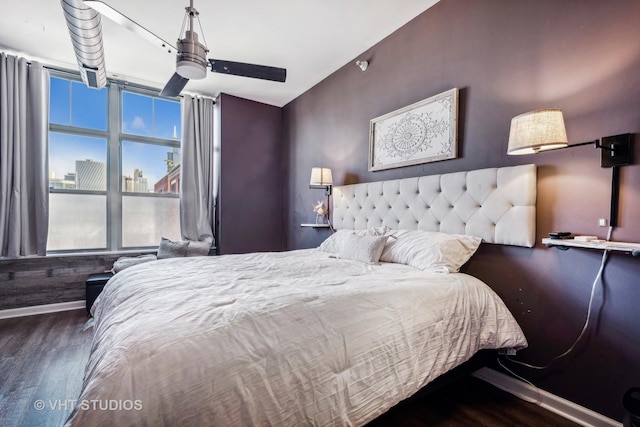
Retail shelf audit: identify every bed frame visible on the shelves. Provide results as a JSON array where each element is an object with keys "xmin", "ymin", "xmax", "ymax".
[
  {"xmin": 331, "ymin": 164, "xmax": 537, "ymax": 402},
  {"xmin": 332, "ymin": 164, "xmax": 537, "ymax": 247}
]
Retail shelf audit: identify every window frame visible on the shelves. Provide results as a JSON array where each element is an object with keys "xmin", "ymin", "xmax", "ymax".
[{"xmin": 47, "ymin": 72, "xmax": 181, "ymax": 254}]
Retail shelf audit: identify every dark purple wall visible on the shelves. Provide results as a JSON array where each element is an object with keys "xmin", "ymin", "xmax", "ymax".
[
  {"xmin": 218, "ymin": 94, "xmax": 283, "ymax": 255},
  {"xmin": 282, "ymin": 0, "xmax": 640, "ymax": 421}
]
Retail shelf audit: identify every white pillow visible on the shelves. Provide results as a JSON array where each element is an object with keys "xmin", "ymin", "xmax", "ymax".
[
  {"xmin": 111, "ymin": 254, "xmax": 157, "ymax": 273},
  {"xmin": 360, "ymin": 226, "xmax": 392, "ymax": 237},
  {"xmin": 337, "ymin": 233, "xmax": 388, "ymax": 264},
  {"xmin": 318, "ymin": 229, "xmax": 352, "ymax": 254},
  {"xmin": 318, "ymin": 227, "xmax": 393, "ymax": 254},
  {"xmin": 380, "ymin": 230, "xmax": 481, "ymax": 273}
]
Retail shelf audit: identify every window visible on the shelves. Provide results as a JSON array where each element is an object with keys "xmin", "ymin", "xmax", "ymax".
[
  {"xmin": 47, "ymin": 76, "xmax": 181, "ymax": 252},
  {"xmin": 120, "ymin": 91, "xmax": 181, "ymax": 247}
]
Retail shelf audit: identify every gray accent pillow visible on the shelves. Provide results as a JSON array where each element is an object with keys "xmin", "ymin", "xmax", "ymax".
[
  {"xmin": 337, "ymin": 233, "xmax": 388, "ymax": 265},
  {"xmin": 157, "ymin": 237, "xmax": 189, "ymax": 259},
  {"xmin": 186, "ymin": 240, "xmax": 211, "ymax": 257}
]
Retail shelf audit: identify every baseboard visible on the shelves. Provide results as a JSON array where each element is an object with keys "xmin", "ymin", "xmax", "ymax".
[
  {"xmin": 473, "ymin": 367, "xmax": 622, "ymax": 427},
  {"xmin": 0, "ymin": 300, "xmax": 85, "ymax": 320}
]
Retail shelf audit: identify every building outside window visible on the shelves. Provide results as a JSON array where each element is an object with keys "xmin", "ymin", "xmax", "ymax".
[{"xmin": 47, "ymin": 75, "xmax": 181, "ymax": 252}]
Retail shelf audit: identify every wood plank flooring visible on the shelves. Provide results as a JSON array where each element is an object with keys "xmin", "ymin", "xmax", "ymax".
[
  {"xmin": 0, "ymin": 309, "xmax": 579, "ymax": 427},
  {"xmin": 0, "ymin": 310, "xmax": 92, "ymax": 427}
]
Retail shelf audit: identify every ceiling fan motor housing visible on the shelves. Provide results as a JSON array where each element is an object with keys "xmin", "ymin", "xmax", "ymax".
[{"xmin": 176, "ymin": 30, "xmax": 208, "ymax": 79}]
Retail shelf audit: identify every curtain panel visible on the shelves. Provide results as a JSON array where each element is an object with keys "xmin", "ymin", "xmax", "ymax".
[
  {"xmin": 0, "ymin": 53, "xmax": 49, "ymax": 257},
  {"xmin": 180, "ymin": 95, "xmax": 216, "ymax": 246}
]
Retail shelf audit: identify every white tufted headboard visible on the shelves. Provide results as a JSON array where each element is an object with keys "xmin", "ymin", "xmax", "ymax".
[{"xmin": 332, "ymin": 164, "xmax": 536, "ymax": 247}]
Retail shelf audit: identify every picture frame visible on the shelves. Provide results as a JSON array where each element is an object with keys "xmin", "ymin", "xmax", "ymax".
[{"xmin": 368, "ymin": 88, "xmax": 458, "ymax": 171}]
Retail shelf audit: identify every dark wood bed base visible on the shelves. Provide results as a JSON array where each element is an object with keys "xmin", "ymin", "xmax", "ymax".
[{"xmin": 391, "ymin": 349, "xmax": 497, "ymax": 408}]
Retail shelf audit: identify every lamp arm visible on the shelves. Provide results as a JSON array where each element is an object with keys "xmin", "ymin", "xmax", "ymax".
[
  {"xmin": 563, "ymin": 139, "xmax": 600, "ymax": 149},
  {"xmin": 564, "ymin": 139, "xmax": 616, "ymax": 152}
]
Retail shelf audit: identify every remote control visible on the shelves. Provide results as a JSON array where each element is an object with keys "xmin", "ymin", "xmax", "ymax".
[{"xmin": 549, "ymin": 232, "xmax": 572, "ymax": 239}]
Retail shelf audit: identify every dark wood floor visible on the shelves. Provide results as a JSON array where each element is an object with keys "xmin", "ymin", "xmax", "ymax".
[
  {"xmin": 367, "ymin": 375, "xmax": 578, "ymax": 427},
  {"xmin": 0, "ymin": 309, "xmax": 578, "ymax": 427},
  {"xmin": 0, "ymin": 310, "xmax": 92, "ymax": 427}
]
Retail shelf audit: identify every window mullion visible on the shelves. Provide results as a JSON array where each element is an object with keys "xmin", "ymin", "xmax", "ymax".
[{"xmin": 107, "ymin": 84, "xmax": 121, "ymax": 251}]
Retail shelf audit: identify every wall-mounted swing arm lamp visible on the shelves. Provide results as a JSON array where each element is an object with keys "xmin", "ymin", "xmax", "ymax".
[
  {"xmin": 309, "ymin": 167, "xmax": 333, "ymax": 196},
  {"xmin": 309, "ymin": 167, "xmax": 333, "ymax": 227},
  {"xmin": 507, "ymin": 109, "xmax": 633, "ymax": 228}
]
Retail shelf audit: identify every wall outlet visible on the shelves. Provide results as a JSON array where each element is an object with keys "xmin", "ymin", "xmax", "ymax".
[{"xmin": 598, "ymin": 218, "xmax": 608, "ymax": 227}]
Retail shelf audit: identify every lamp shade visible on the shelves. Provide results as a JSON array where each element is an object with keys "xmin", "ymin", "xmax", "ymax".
[
  {"xmin": 310, "ymin": 167, "xmax": 333, "ymax": 187},
  {"xmin": 507, "ymin": 109, "xmax": 568, "ymax": 155}
]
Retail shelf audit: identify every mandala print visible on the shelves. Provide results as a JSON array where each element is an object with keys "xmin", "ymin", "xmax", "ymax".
[
  {"xmin": 373, "ymin": 95, "xmax": 454, "ymax": 167},
  {"xmin": 384, "ymin": 112, "xmax": 428, "ymax": 157},
  {"xmin": 381, "ymin": 109, "xmax": 449, "ymax": 160}
]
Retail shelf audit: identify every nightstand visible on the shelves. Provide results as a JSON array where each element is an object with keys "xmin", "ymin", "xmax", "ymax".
[{"xmin": 86, "ymin": 272, "xmax": 115, "ymax": 315}]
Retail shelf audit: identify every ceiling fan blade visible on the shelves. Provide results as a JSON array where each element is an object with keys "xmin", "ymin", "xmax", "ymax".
[
  {"xmin": 209, "ymin": 59, "xmax": 286, "ymax": 83},
  {"xmin": 84, "ymin": 0, "xmax": 176, "ymax": 54},
  {"xmin": 160, "ymin": 73, "xmax": 189, "ymax": 97}
]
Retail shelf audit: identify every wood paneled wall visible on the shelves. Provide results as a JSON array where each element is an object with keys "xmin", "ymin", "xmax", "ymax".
[{"xmin": 0, "ymin": 253, "xmax": 146, "ymax": 310}]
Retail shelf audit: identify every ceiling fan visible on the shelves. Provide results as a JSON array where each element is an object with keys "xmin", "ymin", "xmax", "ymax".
[{"xmin": 84, "ymin": 0, "xmax": 287, "ymax": 96}]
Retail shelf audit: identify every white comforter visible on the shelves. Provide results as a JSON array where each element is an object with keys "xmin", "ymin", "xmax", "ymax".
[{"xmin": 66, "ymin": 249, "xmax": 526, "ymax": 426}]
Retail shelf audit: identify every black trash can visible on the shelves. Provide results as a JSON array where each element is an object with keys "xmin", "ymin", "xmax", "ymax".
[{"xmin": 624, "ymin": 388, "xmax": 640, "ymax": 427}]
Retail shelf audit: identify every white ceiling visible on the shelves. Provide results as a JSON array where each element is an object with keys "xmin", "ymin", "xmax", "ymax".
[{"xmin": 0, "ymin": 0, "xmax": 439, "ymax": 107}]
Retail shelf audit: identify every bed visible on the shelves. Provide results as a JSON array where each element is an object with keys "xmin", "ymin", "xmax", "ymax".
[{"xmin": 66, "ymin": 164, "xmax": 535, "ymax": 426}]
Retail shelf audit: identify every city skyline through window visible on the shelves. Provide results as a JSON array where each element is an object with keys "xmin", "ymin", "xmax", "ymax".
[{"xmin": 47, "ymin": 75, "xmax": 181, "ymax": 252}]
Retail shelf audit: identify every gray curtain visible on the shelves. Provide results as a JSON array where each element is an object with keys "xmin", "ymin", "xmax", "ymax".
[
  {"xmin": 180, "ymin": 95, "xmax": 216, "ymax": 245},
  {"xmin": 0, "ymin": 53, "xmax": 49, "ymax": 257}
]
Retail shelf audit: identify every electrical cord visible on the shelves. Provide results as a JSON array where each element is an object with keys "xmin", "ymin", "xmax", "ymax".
[
  {"xmin": 504, "ymin": 226, "xmax": 611, "ymax": 370},
  {"xmin": 496, "ymin": 357, "xmax": 542, "ymax": 404}
]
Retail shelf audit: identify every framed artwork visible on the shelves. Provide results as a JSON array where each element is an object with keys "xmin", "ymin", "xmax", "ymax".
[{"xmin": 368, "ymin": 88, "xmax": 458, "ymax": 171}]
